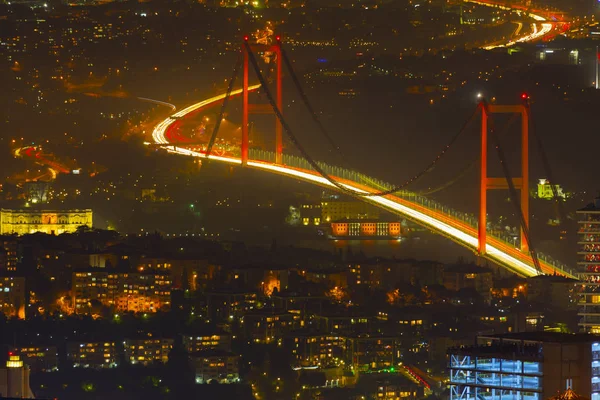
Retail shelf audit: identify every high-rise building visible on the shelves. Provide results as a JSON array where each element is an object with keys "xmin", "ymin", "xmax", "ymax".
[
  {"xmin": 448, "ymin": 332, "xmax": 600, "ymax": 400},
  {"xmin": 577, "ymin": 197, "xmax": 600, "ymax": 333},
  {"xmin": 0, "ymin": 353, "xmax": 35, "ymax": 398}
]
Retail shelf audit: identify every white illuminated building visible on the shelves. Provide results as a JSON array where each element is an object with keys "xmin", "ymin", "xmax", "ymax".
[{"xmin": 0, "ymin": 354, "xmax": 35, "ymax": 398}]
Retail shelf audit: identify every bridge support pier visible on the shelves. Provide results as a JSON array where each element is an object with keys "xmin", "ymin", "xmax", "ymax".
[
  {"xmin": 478, "ymin": 102, "xmax": 529, "ymax": 256},
  {"xmin": 242, "ymin": 36, "xmax": 283, "ymax": 166}
]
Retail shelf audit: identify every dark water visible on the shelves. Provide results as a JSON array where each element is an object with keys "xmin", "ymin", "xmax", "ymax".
[{"xmin": 283, "ymin": 233, "xmax": 475, "ymax": 263}]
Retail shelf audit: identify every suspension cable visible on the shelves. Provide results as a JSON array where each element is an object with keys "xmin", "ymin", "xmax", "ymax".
[
  {"xmin": 206, "ymin": 53, "xmax": 243, "ymax": 157},
  {"xmin": 279, "ymin": 46, "xmax": 346, "ymax": 161},
  {"xmin": 487, "ymin": 108, "xmax": 542, "ymax": 274},
  {"xmin": 418, "ymin": 158, "xmax": 477, "ymax": 196},
  {"xmin": 419, "ymin": 107, "xmax": 535, "ymax": 197},
  {"xmin": 245, "ymin": 41, "xmax": 479, "ymax": 197},
  {"xmin": 529, "ymin": 102, "xmax": 567, "ymax": 226}
]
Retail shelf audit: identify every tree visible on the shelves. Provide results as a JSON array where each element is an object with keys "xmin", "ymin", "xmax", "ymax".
[{"xmin": 165, "ymin": 336, "xmax": 194, "ymax": 395}]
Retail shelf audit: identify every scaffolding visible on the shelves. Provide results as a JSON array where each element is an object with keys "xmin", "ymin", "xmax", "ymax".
[{"xmin": 449, "ymin": 353, "xmax": 542, "ymax": 400}]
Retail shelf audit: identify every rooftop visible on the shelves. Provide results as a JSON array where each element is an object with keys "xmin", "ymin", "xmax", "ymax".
[
  {"xmin": 481, "ymin": 331, "xmax": 600, "ymax": 344},
  {"xmin": 444, "ymin": 263, "xmax": 492, "ymax": 274},
  {"xmin": 578, "ymin": 198, "xmax": 600, "ymax": 212},
  {"xmin": 190, "ymin": 349, "xmax": 237, "ymax": 358}
]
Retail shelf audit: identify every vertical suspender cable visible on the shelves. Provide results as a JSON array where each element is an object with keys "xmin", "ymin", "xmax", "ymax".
[
  {"xmin": 206, "ymin": 53, "xmax": 243, "ymax": 157},
  {"xmin": 488, "ymin": 112, "xmax": 542, "ymax": 274}
]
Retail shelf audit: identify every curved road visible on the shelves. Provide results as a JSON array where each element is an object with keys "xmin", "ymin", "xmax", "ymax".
[{"xmin": 465, "ymin": 0, "xmax": 559, "ymax": 49}]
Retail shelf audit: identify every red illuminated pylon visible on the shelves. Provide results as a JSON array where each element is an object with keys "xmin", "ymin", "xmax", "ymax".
[
  {"xmin": 241, "ymin": 36, "xmax": 283, "ymax": 165},
  {"xmin": 478, "ymin": 102, "xmax": 530, "ymax": 255}
]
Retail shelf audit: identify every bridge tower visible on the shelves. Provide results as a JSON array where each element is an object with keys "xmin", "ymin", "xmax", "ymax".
[
  {"xmin": 478, "ymin": 101, "xmax": 529, "ymax": 256},
  {"xmin": 242, "ymin": 35, "xmax": 283, "ymax": 165}
]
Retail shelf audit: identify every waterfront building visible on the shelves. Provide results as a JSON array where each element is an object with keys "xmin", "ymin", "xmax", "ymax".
[{"xmin": 0, "ymin": 208, "xmax": 92, "ymax": 235}]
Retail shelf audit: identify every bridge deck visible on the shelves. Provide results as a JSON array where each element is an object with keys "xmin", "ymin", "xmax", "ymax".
[{"xmin": 151, "ymin": 92, "xmax": 576, "ymax": 280}]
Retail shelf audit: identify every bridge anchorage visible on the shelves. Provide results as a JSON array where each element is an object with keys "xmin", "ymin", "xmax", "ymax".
[{"xmin": 150, "ymin": 36, "xmax": 577, "ymax": 279}]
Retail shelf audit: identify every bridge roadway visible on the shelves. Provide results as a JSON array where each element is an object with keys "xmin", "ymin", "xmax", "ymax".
[{"xmin": 151, "ymin": 90, "xmax": 577, "ymax": 279}]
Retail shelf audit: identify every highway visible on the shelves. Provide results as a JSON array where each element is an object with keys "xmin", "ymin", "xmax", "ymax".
[
  {"xmin": 150, "ymin": 91, "xmax": 576, "ymax": 279},
  {"xmin": 152, "ymin": 85, "xmax": 261, "ymax": 146},
  {"xmin": 464, "ymin": 0, "xmax": 558, "ymax": 49},
  {"xmin": 15, "ymin": 146, "xmax": 71, "ymax": 179}
]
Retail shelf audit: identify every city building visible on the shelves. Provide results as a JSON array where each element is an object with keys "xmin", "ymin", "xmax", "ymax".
[
  {"xmin": 348, "ymin": 261, "xmax": 387, "ymax": 288},
  {"xmin": 443, "ymin": 263, "xmax": 493, "ymax": 302},
  {"xmin": 72, "ymin": 271, "xmax": 171, "ymax": 313},
  {"xmin": 511, "ymin": 303, "xmax": 546, "ymax": 333},
  {"xmin": 138, "ymin": 255, "xmax": 220, "ymax": 290},
  {"xmin": 345, "ymin": 334, "xmax": 400, "ymax": 372},
  {"xmin": 67, "ymin": 341, "xmax": 119, "ymax": 369},
  {"xmin": 299, "ymin": 202, "xmax": 322, "ymax": 226},
  {"xmin": 312, "ymin": 310, "xmax": 371, "ymax": 335},
  {"xmin": 13, "ymin": 346, "xmax": 59, "ymax": 372},
  {"xmin": 271, "ymin": 291, "xmax": 327, "ymax": 317},
  {"xmin": 206, "ymin": 290, "xmax": 257, "ymax": 320},
  {"xmin": 374, "ymin": 376, "xmax": 425, "ymax": 400},
  {"xmin": 285, "ymin": 330, "xmax": 345, "ymax": 368},
  {"xmin": 183, "ymin": 332, "xmax": 232, "ymax": 352},
  {"xmin": 537, "ymin": 179, "xmax": 566, "ymax": 200},
  {"xmin": 448, "ymin": 332, "xmax": 600, "ymax": 400},
  {"xmin": 300, "ymin": 267, "xmax": 348, "ymax": 289},
  {"xmin": 0, "ymin": 208, "xmax": 92, "ymax": 235},
  {"xmin": 0, "ymin": 276, "xmax": 25, "ymax": 319},
  {"xmin": 577, "ymin": 197, "xmax": 600, "ymax": 333},
  {"xmin": 0, "ymin": 237, "xmax": 18, "ymax": 272},
  {"xmin": 242, "ymin": 308, "xmax": 299, "ymax": 344},
  {"xmin": 321, "ymin": 200, "xmax": 380, "ymax": 222},
  {"xmin": 0, "ymin": 353, "xmax": 35, "ymax": 398},
  {"xmin": 527, "ymin": 275, "xmax": 577, "ymax": 310},
  {"xmin": 190, "ymin": 349, "xmax": 239, "ymax": 384},
  {"xmin": 330, "ymin": 219, "xmax": 402, "ymax": 238},
  {"xmin": 124, "ymin": 337, "xmax": 173, "ymax": 365}
]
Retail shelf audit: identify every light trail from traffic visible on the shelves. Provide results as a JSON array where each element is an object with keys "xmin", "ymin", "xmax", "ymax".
[
  {"xmin": 137, "ymin": 97, "xmax": 177, "ymax": 110},
  {"xmin": 15, "ymin": 146, "xmax": 71, "ymax": 176},
  {"xmin": 151, "ymin": 93, "xmax": 574, "ymax": 278},
  {"xmin": 152, "ymin": 85, "xmax": 261, "ymax": 145},
  {"xmin": 463, "ymin": 0, "xmax": 557, "ymax": 49}
]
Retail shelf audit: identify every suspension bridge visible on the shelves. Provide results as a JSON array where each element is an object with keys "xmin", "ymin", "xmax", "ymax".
[{"xmin": 150, "ymin": 37, "xmax": 576, "ymax": 279}]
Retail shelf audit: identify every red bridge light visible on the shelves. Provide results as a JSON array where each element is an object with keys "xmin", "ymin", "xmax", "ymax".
[
  {"xmin": 243, "ymin": 35, "xmax": 249, "ymax": 41},
  {"xmin": 275, "ymin": 35, "xmax": 281, "ymax": 42},
  {"xmin": 521, "ymin": 93, "xmax": 529, "ymax": 100}
]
